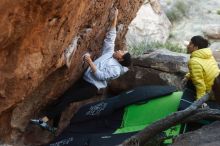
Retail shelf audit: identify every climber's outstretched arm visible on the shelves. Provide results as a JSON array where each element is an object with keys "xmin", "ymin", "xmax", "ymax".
[{"xmin": 102, "ymin": 8, "xmax": 118, "ymax": 55}]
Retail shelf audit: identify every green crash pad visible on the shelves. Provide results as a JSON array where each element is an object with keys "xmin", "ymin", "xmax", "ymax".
[{"xmin": 114, "ymin": 91, "xmax": 183, "ymax": 143}]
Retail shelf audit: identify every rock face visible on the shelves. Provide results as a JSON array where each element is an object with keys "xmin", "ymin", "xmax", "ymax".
[
  {"xmin": 160, "ymin": 0, "xmax": 220, "ymax": 45},
  {"xmin": 126, "ymin": 0, "xmax": 171, "ymax": 46},
  {"xmin": 0, "ymin": 0, "xmax": 143, "ymax": 145},
  {"xmin": 108, "ymin": 49, "xmax": 189, "ymax": 94},
  {"xmin": 172, "ymin": 121, "xmax": 220, "ymax": 146},
  {"xmin": 203, "ymin": 25, "xmax": 220, "ymax": 39}
]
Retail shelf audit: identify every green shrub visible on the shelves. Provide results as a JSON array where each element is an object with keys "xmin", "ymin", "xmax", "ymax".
[
  {"xmin": 128, "ymin": 41, "xmax": 149, "ymax": 56},
  {"xmin": 128, "ymin": 41, "xmax": 186, "ymax": 56},
  {"xmin": 217, "ymin": 10, "xmax": 220, "ymax": 15},
  {"xmin": 163, "ymin": 42, "xmax": 186, "ymax": 53}
]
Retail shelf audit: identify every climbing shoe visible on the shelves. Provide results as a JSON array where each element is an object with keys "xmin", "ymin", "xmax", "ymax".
[{"xmin": 30, "ymin": 119, "xmax": 57, "ymax": 134}]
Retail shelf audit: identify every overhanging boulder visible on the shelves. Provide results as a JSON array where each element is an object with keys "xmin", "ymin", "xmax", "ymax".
[
  {"xmin": 108, "ymin": 49, "xmax": 189, "ymax": 94},
  {"xmin": 0, "ymin": 0, "xmax": 144, "ymax": 145}
]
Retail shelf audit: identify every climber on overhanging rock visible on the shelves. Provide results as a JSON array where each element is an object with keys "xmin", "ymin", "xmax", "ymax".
[{"xmin": 30, "ymin": 8, "xmax": 132, "ymax": 133}]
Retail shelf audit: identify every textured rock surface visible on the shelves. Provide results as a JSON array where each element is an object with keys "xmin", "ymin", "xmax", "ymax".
[
  {"xmin": 133, "ymin": 49, "xmax": 189, "ymax": 73},
  {"xmin": 172, "ymin": 121, "xmax": 220, "ymax": 146},
  {"xmin": 0, "ymin": 0, "xmax": 143, "ymax": 145},
  {"xmin": 160, "ymin": 0, "xmax": 220, "ymax": 45},
  {"xmin": 108, "ymin": 49, "xmax": 188, "ymax": 94},
  {"xmin": 203, "ymin": 25, "xmax": 220, "ymax": 39},
  {"xmin": 126, "ymin": 0, "xmax": 171, "ymax": 46}
]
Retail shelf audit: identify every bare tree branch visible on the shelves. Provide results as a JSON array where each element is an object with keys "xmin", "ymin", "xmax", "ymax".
[{"xmin": 183, "ymin": 108, "xmax": 220, "ymax": 123}]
